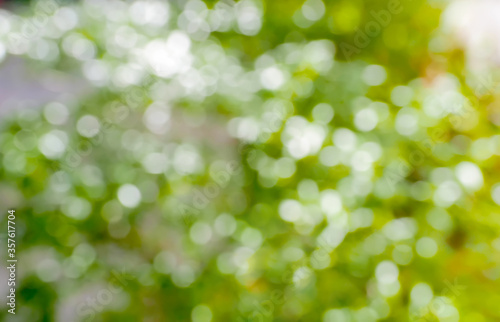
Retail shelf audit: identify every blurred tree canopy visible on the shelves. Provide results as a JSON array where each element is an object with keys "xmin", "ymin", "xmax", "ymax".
[{"xmin": 1, "ymin": 0, "xmax": 500, "ymax": 321}]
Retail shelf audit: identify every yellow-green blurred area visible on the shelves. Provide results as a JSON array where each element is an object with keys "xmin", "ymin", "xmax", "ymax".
[{"xmin": 0, "ymin": 0, "xmax": 500, "ymax": 321}]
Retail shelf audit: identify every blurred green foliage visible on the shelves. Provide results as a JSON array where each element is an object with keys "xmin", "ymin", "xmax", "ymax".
[{"xmin": 1, "ymin": 0, "xmax": 500, "ymax": 321}]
